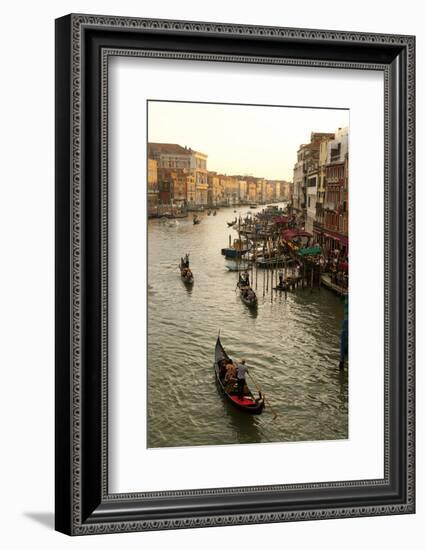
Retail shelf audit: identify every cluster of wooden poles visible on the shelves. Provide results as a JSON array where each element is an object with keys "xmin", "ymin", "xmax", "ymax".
[{"xmin": 232, "ymin": 232, "xmax": 323, "ymax": 302}]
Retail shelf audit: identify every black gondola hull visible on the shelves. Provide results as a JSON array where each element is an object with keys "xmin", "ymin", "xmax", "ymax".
[{"xmin": 214, "ymin": 337, "xmax": 264, "ymax": 414}]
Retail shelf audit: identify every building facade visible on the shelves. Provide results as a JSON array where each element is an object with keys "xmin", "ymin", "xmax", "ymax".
[
  {"xmin": 322, "ymin": 127, "xmax": 349, "ymax": 257},
  {"xmin": 148, "ymin": 143, "xmax": 208, "ymax": 206},
  {"xmin": 313, "ymin": 137, "xmax": 333, "ymax": 242},
  {"xmin": 207, "ymin": 172, "xmax": 224, "ymax": 206},
  {"xmin": 292, "ymin": 132, "xmax": 335, "ymax": 226},
  {"xmin": 147, "ymin": 158, "xmax": 158, "ymax": 214},
  {"xmin": 191, "ymin": 151, "xmax": 208, "ymax": 205}
]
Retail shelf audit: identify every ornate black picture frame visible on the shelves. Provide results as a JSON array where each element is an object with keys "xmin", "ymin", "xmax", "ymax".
[{"xmin": 55, "ymin": 14, "xmax": 415, "ymax": 535}]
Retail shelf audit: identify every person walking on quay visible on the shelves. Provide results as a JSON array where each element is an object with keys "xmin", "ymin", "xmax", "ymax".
[{"xmin": 236, "ymin": 359, "xmax": 248, "ymax": 399}]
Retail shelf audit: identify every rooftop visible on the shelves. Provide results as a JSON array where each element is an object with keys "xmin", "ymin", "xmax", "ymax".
[
  {"xmin": 148, "ymin": 142, "xmax": 207, "ymax": 158},
  {"xmin": 148, "ymin": 142, "xmax": 192, "ymax": 156}
]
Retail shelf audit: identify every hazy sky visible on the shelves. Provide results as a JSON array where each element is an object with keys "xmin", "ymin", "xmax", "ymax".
[{"xmin": 148, "ymin": 101, "xmax": 349, "ymax": 181}]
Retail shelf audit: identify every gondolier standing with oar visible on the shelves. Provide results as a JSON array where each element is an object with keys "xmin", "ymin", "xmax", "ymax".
[{"xmin": 236, "ymin": 359, "xmax": 248, "ymax": 399}]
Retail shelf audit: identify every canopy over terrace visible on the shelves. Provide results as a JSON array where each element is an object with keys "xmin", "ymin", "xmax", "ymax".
[
  {"xmin": 273, "ymin": 215, "xmax": 290, "ymax": 226},
  {"xmin": 281, "ymin": 229, "xmax": 313, "ymax": 241},
  {"xmin": 298, "ymin": 245, "xmax": 322, "ymax": 257}
]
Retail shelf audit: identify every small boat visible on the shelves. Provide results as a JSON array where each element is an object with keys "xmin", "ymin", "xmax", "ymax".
[
  {"xmin": 256, "ymin": 255, "xmax": 289, "ymax": 268},
  {"xmin": 249, "ymin": 203, "xmax": 258, "ymax": 209},
  {"xmin": 214, "ymin": 337, "xmax": 264, "ymax": 413},
  {"xmin": 179, "ymin": 257, "xmax": 194, "ymax": 284},
  {"xmin": 225, "ymin": 262, "xmax": 252, "ymax": 272},
  {"xmin": 273, "ymin": 282, "xmax": 291, "ymax": 292},
  {"xmin": 238, "ymin": 285, "xmax": 257, "ymax": 307},
  {"xmin": 193, "ymin": 215, "xmax": 201, "ymax": 225},
  {"xmin": 221, "ymin": 238, "xmax": 251, "ymax": 259}
]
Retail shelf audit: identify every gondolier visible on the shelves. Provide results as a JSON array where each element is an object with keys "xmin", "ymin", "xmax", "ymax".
[{"xmin": 236, "ymin": 359, "xmax": 248, "ymax": 399}]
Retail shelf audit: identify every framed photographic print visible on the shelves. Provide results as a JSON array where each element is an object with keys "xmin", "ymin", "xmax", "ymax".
[{"xmin": 55, "ymin": 14, "xmax": 415, "ymax": 535}]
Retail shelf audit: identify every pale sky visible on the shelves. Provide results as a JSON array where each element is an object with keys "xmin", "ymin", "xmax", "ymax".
[{"xmin": 148, "ymin": 101, "xmax": 349, "ymax": 181}]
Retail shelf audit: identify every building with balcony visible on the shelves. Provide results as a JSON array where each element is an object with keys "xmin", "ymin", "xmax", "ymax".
[
  {"xmin": 292, "ymin": 132, "xmax": 334, "ymax": 219},
  {"xmin": 313, "ymin": 135, "xmax": 335, "ymax": 242},
  {"xmin": 322, "ymin": 127, "xmax": 349, "ymax": 257}
]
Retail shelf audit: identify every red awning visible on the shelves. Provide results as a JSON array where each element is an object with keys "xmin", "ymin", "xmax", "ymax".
[
  {"xmin": 273, "ymin": 216, "xmax": 289, "ymax": 225},
  {"xmin": 324, "ymin": 232, "xmax": 348, "ymax": 246},
  {"xmin": 282, "ymin": 229, "xmax": 312, "ymax": 240}
]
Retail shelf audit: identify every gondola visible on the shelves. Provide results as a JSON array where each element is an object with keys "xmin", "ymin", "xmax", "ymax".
[
  {"xmin": 238, "ymin": 285, "xmax": 258, "ymax": 307},
  {"xmin": 179, "ymin": 258, "xmax": 194, "ymax": 284},
  {"xmin": 214, "ymin": 337, "xmax": 264, "ymax": 414},
  {"xmin": 273, "ymin": 282, "xmax": 291, "ymax": 291},
  {"xmin": 237, "ymin": 277, "xmax": 257, "ymax": 307}
]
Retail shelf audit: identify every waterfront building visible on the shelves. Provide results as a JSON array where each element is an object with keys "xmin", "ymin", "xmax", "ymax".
[
  {"xmin": 313, "ymin": 135, "xmax": 335, "ymax": 244},
  {"xmin": 219, "ymin": 175, "xmax": 240, "ymax": 205},
  {"xmin": 148, "ymin": 142, "xmax": 208, "ymax": 206},
  {"xmin": 147, "ymin": 158, "xmax": 158, "ymax": 215},
  {"xmin": 148, "ymin": 142, "xmax": 191, "ymax": 170},
  {"xmin": 254, "ymin": 179, "xmax": 267, "ymax": 203},
  {"xmin": 238, "ymin": 179, "xmax": 248, "ymax": 202},
  {"xmin": 323, "ymin": 127, "xmax": 349, "ymax": 258},
  {"xmin": 292, "ymin": 132, "xmax": 335, "ymax": 224},
  {"xmin": 305, "ymin": 169, "xmax": 318, "ymax": 233},
  {"xmin": 155, "ymin": 166, "xmax": 195, "ymax": 208},
  {"xmin": 186, "ymin": 172, "xmax": 196, "ymax": 205},
  {"xmin": 281, "ymin": 181, "xmax": 293, "ymax": 201},
  {"xmin": 271, "ymin": 180, "xmax": 286, "ymax": 201},
  {"xmin": 264, "ymin": 180, "xmax": 277, "ymax": 202},
  {"xmin": 191, "ymin": 150, "xmax": 208, "ymax": 205},
  {"xmin": 292, "ymin": 155, "xmax": 305, "ymax": 212},
  {"xmin": 247, "ymin": 181, "xmax": 257, "ymax": 202},
  {"xmin": 157, "ymin": 174, "xmax": 172, "ymax": 205},
  {"xmin": 207, "ymin": 171, "xmax": 224, "ymax": 206}
]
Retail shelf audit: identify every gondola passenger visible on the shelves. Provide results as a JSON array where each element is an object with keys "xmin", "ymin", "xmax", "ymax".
[
  {"xmin": 224, "ymin": 362, "xmax": 237, "ymax": 392},
  {"xmin": 219, "ymin": 359, "xmax": 227, "ymax": 380}
]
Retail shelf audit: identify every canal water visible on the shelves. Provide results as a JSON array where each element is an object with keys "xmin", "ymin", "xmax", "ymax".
[{"xmin": 147, "ymin": 204, "xmax": 348, "ymax": 448}]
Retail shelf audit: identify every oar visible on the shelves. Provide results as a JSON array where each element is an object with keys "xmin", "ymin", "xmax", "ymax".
[{"xmin": 247, "ymin": 372, "xmax": 278, "ymax": 420}]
